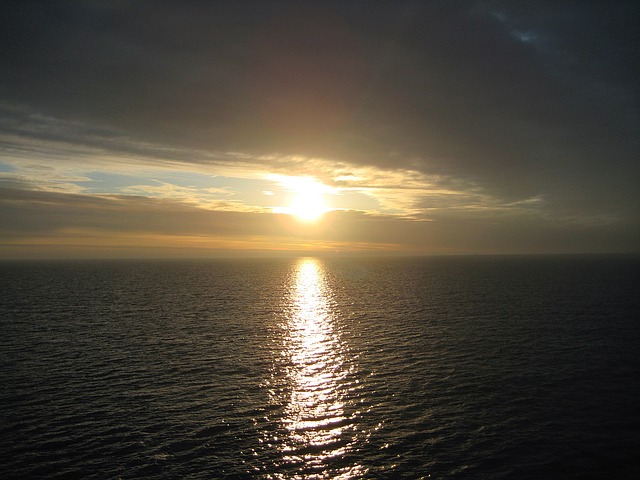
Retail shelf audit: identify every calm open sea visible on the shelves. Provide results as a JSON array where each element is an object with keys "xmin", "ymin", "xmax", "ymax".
[{"xmin": 1, "ymin": 255, "xmax": 639, "ymax": 479}]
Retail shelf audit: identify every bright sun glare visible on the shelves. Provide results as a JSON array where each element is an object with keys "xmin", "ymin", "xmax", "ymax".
[
  {"xmin": 272, "ymin": 176, "xmax": 332, "ymax": 222},
  {"xmin": 289, "ymin": 189, "xmax": 327, "ymax": 222}
]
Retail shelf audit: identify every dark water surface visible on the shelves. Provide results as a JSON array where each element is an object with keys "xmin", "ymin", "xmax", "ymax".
[{"xmin": 1, "ymin": 255, "xmax": 639, "ymax": 479}]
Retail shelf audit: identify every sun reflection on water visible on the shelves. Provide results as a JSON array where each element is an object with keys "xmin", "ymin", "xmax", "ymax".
[{"xmin": 266, "ymin": 257, "xmax": 365, "ymax": 479}]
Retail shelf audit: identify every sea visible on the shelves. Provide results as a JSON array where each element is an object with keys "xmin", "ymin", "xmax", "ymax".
[{"xmin": 1, "ymin": 255, "xmax": 639, "ymax": 479}]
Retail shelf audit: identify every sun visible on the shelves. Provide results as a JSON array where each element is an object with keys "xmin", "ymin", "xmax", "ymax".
[
  {"xmin": 270, "ymin": 175, "xmax": 332, "ymax": 222},
  {"xmin": 289, "ymin": 189, "xmax": 328, "ymax": 222}
]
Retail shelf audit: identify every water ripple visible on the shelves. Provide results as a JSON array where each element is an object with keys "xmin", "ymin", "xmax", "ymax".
[{"xmin": 1, "ymin": 256, "xmax": 639, "ymax": 478}]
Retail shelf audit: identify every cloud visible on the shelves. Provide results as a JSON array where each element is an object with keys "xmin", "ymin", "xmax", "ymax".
[
  {"xmin": 0, "ymin": 1, "xmax": 638, "ymax": 255},
  {"xmin": 2, "ymin": 181, "xmax": 637, "ymax": 258}
]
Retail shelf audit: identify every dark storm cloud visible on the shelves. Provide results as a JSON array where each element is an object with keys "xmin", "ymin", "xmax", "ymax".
[{"xmin": 1, "ymin": 1, "xmax": 639, "ymax": 241}]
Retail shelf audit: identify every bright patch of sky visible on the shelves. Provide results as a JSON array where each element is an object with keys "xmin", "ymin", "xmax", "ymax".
[
  {"xmin": 58, "ymin": 167, "xmax": 382, "ymax": 214},
  {"xmin": 74, "ymin": 172, "xmax": 161, "ymax": 193},
  {"xmin": 0, "ymin": 133, "xmax": 548, "ymax": 222},
  {"xmin": 33, "ymin": 150, "xmax": 381, "ymax": 211}
]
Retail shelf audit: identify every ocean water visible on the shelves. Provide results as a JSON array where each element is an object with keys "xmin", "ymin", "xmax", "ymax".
[{"xmin": 1, "ymin": 255, "xmax": 639, "ymax": 479}]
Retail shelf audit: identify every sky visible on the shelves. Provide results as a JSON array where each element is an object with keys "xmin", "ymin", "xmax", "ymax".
[{"xmin": 1, "ymin": 0, "xmax": 639, "ymax": 258}]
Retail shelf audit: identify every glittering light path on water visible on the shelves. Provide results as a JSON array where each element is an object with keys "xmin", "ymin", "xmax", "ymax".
[{"xmin": 264, "ymin": 258, "xmax": 366, "ymax": 479}]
